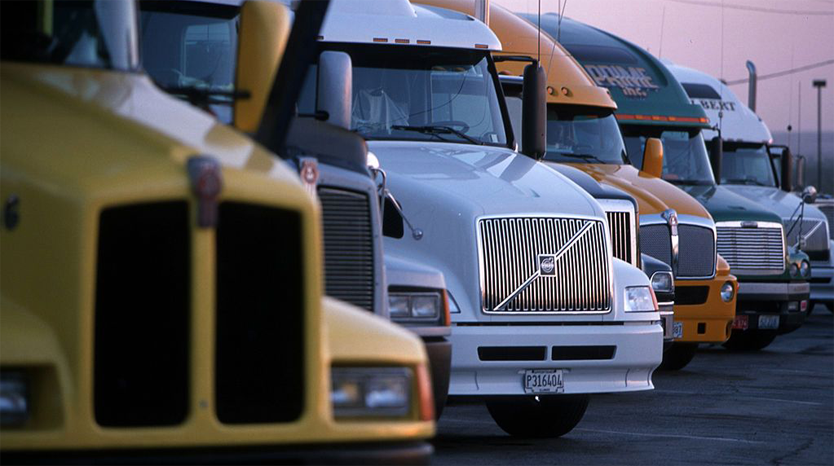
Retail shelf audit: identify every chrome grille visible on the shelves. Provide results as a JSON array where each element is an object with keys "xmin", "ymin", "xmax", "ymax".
[
  {"xmin": 640, "ymin": 225, "xmax": 672, "ymax": 266},
  {"xmin": 677, "ymin": 225, "xmax": 716, "ymax": 277},
  {"xmin": 784, "ymin": 217, "xmax": 830, "ymax": 251},
  {"xmin": 716, "ymin": 222, "xmax": 785, "ymax": 275},
  {"xmin": 318, "ymin": 187, "xmax": 375, "ymax": 312},
  {"xmin": 817, "ymin": 201, "xmax": 834, "ymax": 240},
  {"xmin": 606, "ymin": 211, "xmax": 636, "ymax": 266},
  {"xmin": 479, "ymin": 217, "xmax": 612, "ymax": 313}
]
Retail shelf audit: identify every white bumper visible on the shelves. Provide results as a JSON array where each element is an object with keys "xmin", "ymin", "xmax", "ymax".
[{"xmin": 448, "ymin": 322, "xmax": 663, "ymax": 396}]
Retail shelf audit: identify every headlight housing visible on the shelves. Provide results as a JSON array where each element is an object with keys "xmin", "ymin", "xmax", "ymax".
[
  {"xmin": 331, "ymin": 367, "xmax": 412, "ymax": 419},
  {"xmin": 650, "ymin": 271, "xmax": 674, "ymax": 293},
  {"xmin": 790, "ymin": 263, "xmax": 800, "ymax": 277},
  {"xmin": 0, "ymin": 371, "xmax": 29, "ymax": 427},
  {"xmin": 388, "ymin": 290, "xmax": 446, "ymax": 325},
  {"xmin": 800, "ymin": 260, "xmax": 811, "ymax": 278},
  {"xmin": 624, "ymin": 286, "xmax": 658, "ymax": 312},
  {"xmin": 720, "ymin": 281, "xmax": 735, "ymax": 303}
]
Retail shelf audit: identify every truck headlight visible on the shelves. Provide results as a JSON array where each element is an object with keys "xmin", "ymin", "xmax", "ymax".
[
  {"xmin": 388, "ymin": 291, "xmax": 443, "ymax": 324},
  {"xmin": 720, "ymin": 281, "xmax": 735, "ymax": 302},
  {"xmin": 650, "ymin": 271, "xmax": 674, "ymax": 293},
  {"xmin": 800, "ymin": 260, "xmax": 811, "ymax": 278},
  {"xmin": 790, "ymin": 263, "xmax": 800, "ymax": 277},
  {"xmin": 0, "ymin": 371, "xmax": 29, "ymax": 427},
  {"xmin": 331, "ymin": 367, "xmax": 412, "ymax": 419},
  {"xmin": 624, "ymin": 286, "xmax": 657, "ymax": 312}
]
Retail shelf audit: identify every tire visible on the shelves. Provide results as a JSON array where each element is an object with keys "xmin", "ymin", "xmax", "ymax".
[
  {"xmin": 723, "ymin": 330, "xmax": 778, "ymax": 351},
  {"xmin": 658, "ymin": 343, "xmax": 698, "ymax": 371},
  {"xmin": 486, "ymin": 395, "xmax": 589, "ymax": 438}
]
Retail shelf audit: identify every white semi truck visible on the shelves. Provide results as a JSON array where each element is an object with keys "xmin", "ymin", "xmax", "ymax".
[{"xmin": 299, "ymin": 0, "xmax": 663, "ymax": 437}]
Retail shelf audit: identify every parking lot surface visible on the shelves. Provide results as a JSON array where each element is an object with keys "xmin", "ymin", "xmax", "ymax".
[{"xmin": 434, "ymin": 308, "xmax": 834, "ymax": 465}]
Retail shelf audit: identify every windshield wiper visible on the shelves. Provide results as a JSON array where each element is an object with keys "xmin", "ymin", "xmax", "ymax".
[
  {"xmin": 391, "ymin": 125, "xmax": 484, "ymax": 146},
  {"xmin": 723, "ymin": 178, "xmax": 768, "ymax": 186},
  {"xmin": 555, "ymin": 153, "xmax": 607, "ymax": 164},
  {"xmin": 158, "ymin": 85, "xmax": 251, "ymax": 106}
]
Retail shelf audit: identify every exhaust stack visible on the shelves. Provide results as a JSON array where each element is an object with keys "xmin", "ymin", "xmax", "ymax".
[
  {"xmin": 746, "ymin": 60, "xmax": 757, "ymax": 113},
  {"xmin": 475, "ymin": 0, "xmax": 489, "ymax": 25}
]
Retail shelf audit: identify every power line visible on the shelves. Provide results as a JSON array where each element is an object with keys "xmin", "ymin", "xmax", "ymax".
[
  {"xmin": 725, "ymin": 59, "xmax": 834, "ymax": 85},
  {"xmin": 665, "ymin": 0, "xmax": 834, "ymax": 16}
]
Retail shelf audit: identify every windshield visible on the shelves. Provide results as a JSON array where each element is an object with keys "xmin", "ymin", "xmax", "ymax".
[
  {"xmin": 298, "ymin": 44, "xmax": 509, "ymax": 147},
  {"xmin": 623, "ymin": 128, "xmax": 716, "ymax": 185},
  {"xmin": 719, "ymin": 143, "xmax": 777, "ymax": 187},
  {"xmin": 1, "ymin": 0, "xmax": 139, "ymax": 71},
  {"xmin": 543, "ymin": 106, "xmax": 628, "ymax": 164},
  {"xmin": 140, "ymin": 2, "xmax": 239, "ymax": 124}
]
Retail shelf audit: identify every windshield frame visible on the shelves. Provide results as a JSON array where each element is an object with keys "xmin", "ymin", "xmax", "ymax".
[
  {"xmin": 719, "ymin": 141, "xmax": 778, "ymax": 188},
  {"xmin": 0, "ymin": 0, "xmax": 142, "ymax": 73},
  {"xmin": 309, "ymin": 42, "xmax": 516, "ymax": 150}
]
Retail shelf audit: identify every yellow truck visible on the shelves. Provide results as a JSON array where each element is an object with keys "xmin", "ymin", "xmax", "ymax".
[
  {"xmin": 422, "ymin": 0, "xmax": 737, "ymax": 370},
  {"xmin": 0, "ymin": 0, "xmax": 434, "ymax": 462}
]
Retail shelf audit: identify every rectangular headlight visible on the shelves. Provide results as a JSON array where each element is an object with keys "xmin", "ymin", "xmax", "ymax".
[
  {"xmin": 331, "ymin": 367, "xmax": 411, "ymax": 419},
  {"xmin": 388, "ymin": 291, "xmax": 441, "ymax": 324},
  {"xmin": 0, "ymin": 371, "xmax": 29, "ymax": 427},
  {"xmin": 624, "ymin": 286, "xmax": 657, "ymax": 312}
]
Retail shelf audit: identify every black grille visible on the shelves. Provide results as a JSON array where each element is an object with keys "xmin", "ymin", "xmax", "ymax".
[
  {"xmin": 318, "ymin": 187, "xmax": 375, "ymax": 312},
  {"xmin": 478, "ymin": 346, "xmax": 546, "ymax": 361},
  {"xmin": 675, "ymin": 286, "xmax": 710, "ymax": 305},
  {"xmin": 640, "ymin": 225, "xmax": 672, "ymax": 266},
  {"xmin": 551, "ymin": 346, "xmax": 616, "ymax": 361},
  {"xmin": 215, "ymin": 202, "xmax": 304, "ymax": 424},
  {"xmin": 677, "ymin": 225, "xmax": 715, "ymax": 277},
  {"xmin": 95, "ymin": 202, "xmax": 190, "ymax": 427}
]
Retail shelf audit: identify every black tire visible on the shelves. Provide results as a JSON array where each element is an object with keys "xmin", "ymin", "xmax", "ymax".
[
  {"xmin": 658, "ymin": 343, "xmax": 698, "ymax": 371},
  {"xmin": 723, "ymin": 330, "xmax": 778, "ymax": 351},
  {"xmin": 486, "ymin": 395, "xmax": 589, "ymax": 438}
]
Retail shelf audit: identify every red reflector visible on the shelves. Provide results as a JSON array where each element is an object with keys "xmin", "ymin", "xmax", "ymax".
[
  {"xmin": 732, "ymin": 315, "xmax": 749, "ymax": 330},
  {"xmin": 801, "ymin": 300, "xmax": 808, "ymax": 312},
  {"xmin": 475, "ymin": 44, "xmax": 489, "ymax": 49},
  {"xmin": 395, "ymin": 38, "xmax": 410, "ymax": 44},
  {"xmin": 417, "ymin": 40, "xmax": 431, "ymax": 45}
]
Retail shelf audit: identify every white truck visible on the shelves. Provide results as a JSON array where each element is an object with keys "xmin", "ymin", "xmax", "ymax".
[
  {"xmin": 297, "ymin": 0, "xmax": 663, "ymax": 437},
  {"xmin": 670, "ymin": 63, "xmax": 833, "ymax": 314}
]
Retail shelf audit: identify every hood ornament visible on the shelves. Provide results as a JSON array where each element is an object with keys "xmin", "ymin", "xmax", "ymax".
[
  {"xmin": 298, "ymin": 157, "xmax": 320, "ymax": 199},
  {"xmin": 661, "ymin": 209, "xmax": 680, "ymax": 275},
  {"xmin": 494, "ymin": 221, "xmax": 594, "ymax": 310},
  {"xmin": 187, "ymin": 156, "xmax": 223, "ymax": 229}
]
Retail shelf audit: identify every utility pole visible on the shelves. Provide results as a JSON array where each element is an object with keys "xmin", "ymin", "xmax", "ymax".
[{"xmin": 812, "ymin": 79, "xmax": 827, "ymax": 191}]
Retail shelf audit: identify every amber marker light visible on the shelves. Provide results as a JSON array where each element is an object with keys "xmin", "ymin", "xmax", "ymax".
[{"xmin": 415, "ymin": 364, "xmax": 435, "ymax": 421}]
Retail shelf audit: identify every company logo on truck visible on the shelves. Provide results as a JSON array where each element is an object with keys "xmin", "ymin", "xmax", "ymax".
[
  {"xmin": 583, "ymin": 64, "xmax": 659, "ymax": 98},
  {"xmin": 691, "ymin": 99, "xmax": 736, "ymax": 112},
  {"xmin": 539, "ymin": 255, "xmax": 557, "ymax": 276}
]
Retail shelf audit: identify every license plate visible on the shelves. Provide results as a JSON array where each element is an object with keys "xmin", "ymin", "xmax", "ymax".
[
  {"xmin": 758, "ymin": 315, "xmax": 780, "ymax": 330},
  {"xmin": 523, "ymin": 369, "xmax": 564, "ymax": 394},
  {"xmin": 672, "ymin": 322, "xmax": 683, "ymax": 339},
  {"xmin": 733, "ymin": 315, "xmax": 749, "ymax": 330}
]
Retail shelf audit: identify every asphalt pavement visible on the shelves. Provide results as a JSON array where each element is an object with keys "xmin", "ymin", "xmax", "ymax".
[{"xmin": 433, "ymin": 306, "xmax": 834, "ymax": 465}]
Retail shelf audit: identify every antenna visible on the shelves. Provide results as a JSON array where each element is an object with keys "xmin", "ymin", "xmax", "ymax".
[
  {"xmin": 798, "ymin": 81, "xmax": 802, "ymax": 155},
  {"xmin": 659, "ymin": 5, "xmax": 666, "ymax": 59},
  {"xmin": 538, "ymin": 0, "xmax": 541, "ymax": 65},
  {"xmin": 556, "ymin": 0, "xmax": 567, "ymax": 43}
]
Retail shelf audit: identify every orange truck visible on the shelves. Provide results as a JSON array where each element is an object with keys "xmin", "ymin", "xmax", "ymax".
[{"xmin": 422, "ymin": 0, "xmax": 737, "ymax": 370}]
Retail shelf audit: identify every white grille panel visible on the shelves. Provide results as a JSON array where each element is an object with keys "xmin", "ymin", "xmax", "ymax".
[{"xmin": 479, "ymin": 217, "xmax": 612, "ymax": 313}]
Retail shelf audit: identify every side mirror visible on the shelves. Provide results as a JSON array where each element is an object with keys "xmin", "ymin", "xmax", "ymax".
[
  {"xmin": 234, "ymin": 0, "xmax": 291, "ymax": 134},
  {"xmin": 709, "ymin": 136, "xmax": 723, "ymax": 184},
  {"xmin": 317, "ymin": 51, "xmax": 353, "ymax": 130},
  {"xmin": 780, "ymin": 147, "xmax": 794, "ymax": 193},
  {"xmin": 641, "ymin": 138, "xmax": 664, "ymax": 178},
  {"xmin": 795, "ymin": 155, "xmax": 806, "ymax": 190},
  {"xmin": 802, "ymin": 185, "xmax": 818, "ymax": 204},
  {"xmin": 521, "ymin": 64, "xmax": 547, "ymax": 160}
]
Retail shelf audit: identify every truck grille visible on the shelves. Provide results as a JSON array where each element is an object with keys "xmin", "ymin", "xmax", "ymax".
[
  {"xmin": 816, "ymin": 201, "xmax": 834, "ymax": 240},
  {"xmin": 606, "ymin": 211, "xmax": 635, "ymax": 266},
  {"xmin": 783, "ymin": 217, "xmax": 830, "ymax": 252},
  {"xmin": 677, "ymin": 225, "xmax": 716, "ymax": 277},
  {"xmin": 318, "ymin": 187, "xmax": 375, "ymax": 312},
  {"xmin": 640, "ymin": 225, "xmax": 672, "ymax": 266},
  {"xmin": 95, "ymin": 202, "xmax": 190, "ymax": 427},
  {"xmin": 215, "ymin": 202, "xmax": 305, "ymax": 424},
  {"xmin": 716, "ymin": 223, "xmax": 785, "ymax": 275},
  {"xmin": 479, "ymin": 217, "xmax": 612, "ymax": 313}
]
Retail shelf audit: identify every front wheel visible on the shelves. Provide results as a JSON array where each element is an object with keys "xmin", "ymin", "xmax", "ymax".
[
  {"xmin": 658, "ymin": 343, "xmax": 698, "ymax": 371},
  {"xmin": 723, "ymin": 330, "xmax": 777, "ymax": 351},
  {"xmin": 486, "ymin": 395, "xmax": 589, "ymax": 438}
]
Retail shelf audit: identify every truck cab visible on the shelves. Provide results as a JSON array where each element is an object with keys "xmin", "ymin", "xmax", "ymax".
[
  {"xmin": 0, "ymin": 1, "xmax": 434, "ymax": 462},
  {"xmin": 669, "ymin": 63, "xmax": 832, "ymax": 314},
  {"xmin": 138, "ymin": 0, "xmax": 453, "ymax": 416},
  {"xmin": 301, "ymin": 0, "xmax": 663, "ymax": 438},
  {"xmin": 548, "ymin": 15, "xmax": 810, "ymax": 351},
  {"xmin": 438, "ymin": 2, "xmax": 733, "ymax": 371}
]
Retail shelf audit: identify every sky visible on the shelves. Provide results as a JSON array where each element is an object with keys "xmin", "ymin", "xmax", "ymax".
[{"xmin": 495, "ymin": 0, "xmax": 834, "ymax": 153}]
